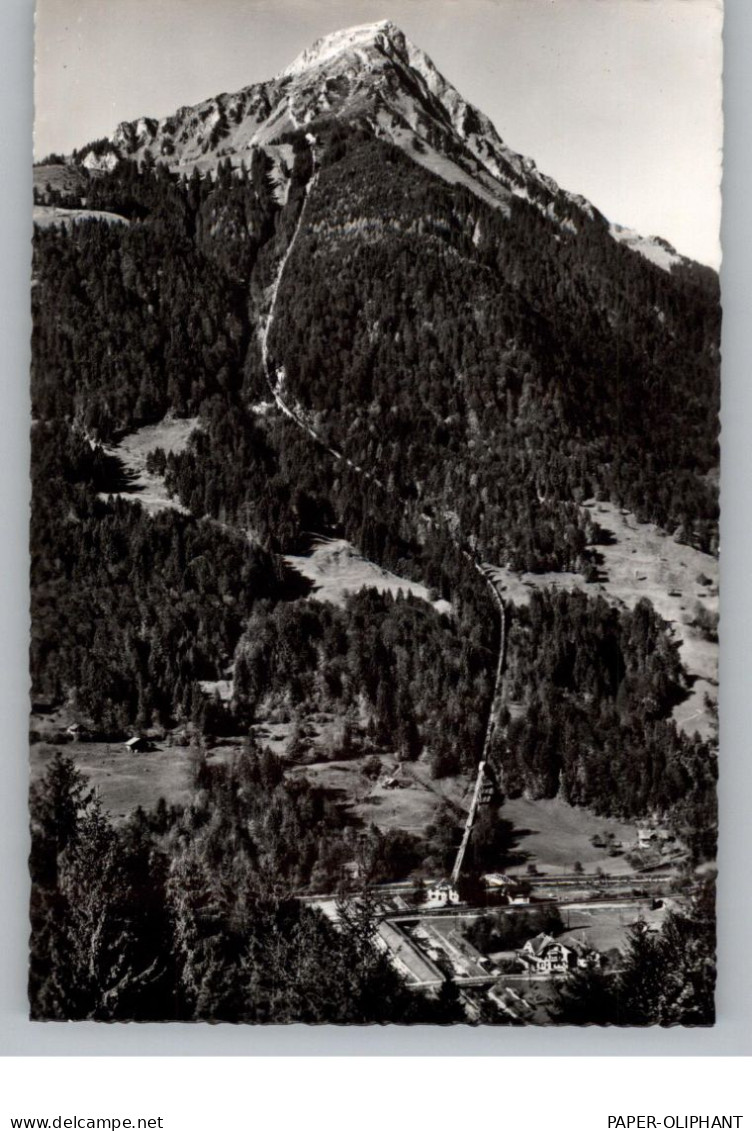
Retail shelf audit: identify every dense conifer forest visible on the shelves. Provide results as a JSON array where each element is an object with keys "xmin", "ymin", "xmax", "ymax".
[
  {"xmin": 496, "ymin": 590, "xmax": 717, "ymax": 860},
  {"xmin": 31, "ymin": 140, "xmax": 718, "ymax": 800},
  {"xmin": 29, "ymin": 751, "xmax": 466, "ymax": 1022},
  {"xmin": 269, "ymin": 129, "xmax": 720, "ymax": 559},
  {"xmin": 29, "ymin": 111, "xmax": 719, "ymax": 1023}
]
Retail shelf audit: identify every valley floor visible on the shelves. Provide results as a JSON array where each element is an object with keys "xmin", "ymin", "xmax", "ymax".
[
  {"xmin": 31, "ymin": 454, "xmax": 710, "ymax": 880},
  {"xmin": 30, "ymin": 713, "xmax": 649, "ymax": 884}
]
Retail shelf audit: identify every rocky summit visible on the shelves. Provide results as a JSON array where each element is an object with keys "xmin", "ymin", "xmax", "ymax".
[{"xmin": 75, "ymin": 20, "xmax": 687, "ymax": 271}]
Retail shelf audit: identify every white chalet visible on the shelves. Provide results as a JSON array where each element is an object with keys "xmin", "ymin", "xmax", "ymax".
[
  {"xmin": 519, "ymin": 933, "xmax": 573, "ymax": 974},
  {"xmin": 425, "ymin": 880, "xmax": 461, "ymax": 908},
  {"xmin": 518, "ymin": 933, "xmax": 602, "ymax": 976}
]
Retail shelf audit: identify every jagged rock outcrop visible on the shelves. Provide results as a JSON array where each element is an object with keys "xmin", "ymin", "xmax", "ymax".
[{"xmin": 71, "ymin": 19, "xmax": 689, "ymax": 271}]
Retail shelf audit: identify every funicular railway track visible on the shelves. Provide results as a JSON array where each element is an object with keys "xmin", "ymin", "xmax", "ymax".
[
  {"xmin": 258, "ymin": 146, "xmax": 510, "ymax": 860},
  {"xmin": 257, "ymin": 148, "xmax": 687, "ymax": 917}
]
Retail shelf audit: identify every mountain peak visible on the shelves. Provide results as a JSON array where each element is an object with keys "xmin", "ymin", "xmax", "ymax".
[
  {"xmin": 281, "ymin": 19, "xmax": 405, "ymax": 78},
  {"xmin": 63, "ymin": 20, "xmax": 695, "ymax": 272}
]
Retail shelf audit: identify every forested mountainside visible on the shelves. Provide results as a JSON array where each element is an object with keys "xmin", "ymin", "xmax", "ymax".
[
  {"xmin": 31, "ymin": 146, "xmax": 718, "ymax": 814},
  {"xmin": 267, "ymin": 127, "xmax": 719, "ymax": 560},
  {"xmin": 30, "ymin": 20, "xmax": 719, "ymax": 1023}
]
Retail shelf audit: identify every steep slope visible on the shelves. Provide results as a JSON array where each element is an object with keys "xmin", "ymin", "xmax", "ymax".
[
  {"xmin": 32, "ymin": 21, "xmax": 719, "ymax": 840},
  {"xmin": 263, "ymin": 127, "xmax": 719, "ymax": 559},
  {"xmin": 69, "ymin": 20, "xmax": 693, "ymax": 274},
  {"xmin": 39, "ymin": 19, "xmax": 719, "ymax": 559}
]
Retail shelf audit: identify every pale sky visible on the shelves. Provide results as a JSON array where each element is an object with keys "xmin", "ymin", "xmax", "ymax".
[{"xmin": 34, "ymin": 0, "xmax": 723, "ymax": 266}]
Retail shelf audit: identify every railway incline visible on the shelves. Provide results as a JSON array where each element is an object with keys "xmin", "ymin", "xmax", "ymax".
[{"xmin": 258, "ymin": 144, "xmax": 508, "ymax": 846}]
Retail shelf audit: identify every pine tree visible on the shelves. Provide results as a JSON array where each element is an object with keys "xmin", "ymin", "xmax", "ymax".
[{"xmin": 29, "ymin": 752, "xmax": 94, "ymax": 888}]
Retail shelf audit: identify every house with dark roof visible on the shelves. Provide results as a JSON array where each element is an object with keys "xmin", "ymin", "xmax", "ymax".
[
  {"xmin": 518, "ymin": 933, "xmax": 573, "ymax": 974},
  {"xmin": 124, "ymin": 735, "xmax": 153, "ymax": 754},
  {"xmin": 556, "ymin": 933, "xmax": 604, "ymax": 970},
  {"xmin": 518, "ymin": 933, "xmax": 602, "ymax": 976}
]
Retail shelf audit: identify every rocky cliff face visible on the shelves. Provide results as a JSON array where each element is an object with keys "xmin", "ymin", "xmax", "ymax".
[{"xmin": 73, "ymin": 19, "xmax": 689, "ymax": 272}]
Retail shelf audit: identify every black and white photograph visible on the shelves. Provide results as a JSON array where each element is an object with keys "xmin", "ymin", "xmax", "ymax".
[{"xmin": 28, "ymin": 0, "xmax": 722, "ymax": 1026}]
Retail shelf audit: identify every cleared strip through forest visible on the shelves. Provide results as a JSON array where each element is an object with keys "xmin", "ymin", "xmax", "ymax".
[{"xmin": 258, "ymin": 150, "xmax": 507, "ymax": 790}]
